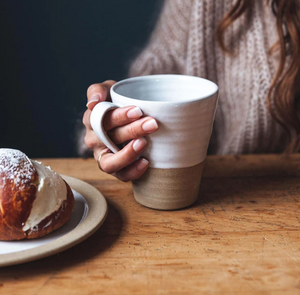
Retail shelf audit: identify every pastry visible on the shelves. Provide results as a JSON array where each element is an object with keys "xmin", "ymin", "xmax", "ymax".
[{"xmin": 0, "ymin": 148, "xmax": 74, "ymax": 240}]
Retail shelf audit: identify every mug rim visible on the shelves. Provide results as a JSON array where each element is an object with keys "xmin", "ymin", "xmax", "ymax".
[{"xmin": 111, "ymin": 74, "xmax": 219, "ymax": 104}]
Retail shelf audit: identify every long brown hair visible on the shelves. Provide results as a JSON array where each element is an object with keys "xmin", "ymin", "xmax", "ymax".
[{"xmin": 217, "ymin": 0, "xmax": 300, "ymax": 152}]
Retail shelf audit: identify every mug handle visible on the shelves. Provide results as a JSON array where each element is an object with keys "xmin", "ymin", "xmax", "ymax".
[{"xmin": 90, "ymin": 101, "xmax": 121, "ymax": 153}]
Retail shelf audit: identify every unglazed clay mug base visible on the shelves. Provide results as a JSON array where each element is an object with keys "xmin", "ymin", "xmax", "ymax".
[
  {"xmin": 90, "ymin": 75, "xmax": 219, "ymax": 210},
  {"xmin": 132, "ymin": 162, "xmax": 205, "ymax": 210}
]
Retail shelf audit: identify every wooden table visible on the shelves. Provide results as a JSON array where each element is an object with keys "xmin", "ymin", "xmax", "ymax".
[{"xmin": 1, "ymin": 155, "xmax": 300, "ymax": 294}]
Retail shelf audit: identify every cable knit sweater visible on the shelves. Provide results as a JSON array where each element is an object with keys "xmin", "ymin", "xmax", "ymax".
[{"xmin": 128, "ymin": 0, "xmax": 287, "ymax": 154}]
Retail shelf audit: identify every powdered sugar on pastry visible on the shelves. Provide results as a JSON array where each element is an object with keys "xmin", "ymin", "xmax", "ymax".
[
  {"xmin": 0, "ymin": 148, "xmax": 36, "ymax": 189},
  {"xmin": 22, "ymin": 160, "xmax": 67, "ymax": 231}
]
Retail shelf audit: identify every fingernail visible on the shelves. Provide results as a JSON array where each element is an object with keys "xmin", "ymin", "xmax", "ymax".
[
  {"xmin": 133, "ymin": 138, "xmax": 147, "ymax": 152},
  {"xmin": 137, "ymin": 158, "xmax": 149, "ymax": 171},
  {"xmin": 127, "ymin": 107, "xmax": 143, "ymax": 119},
  {"xmin": 86, "ymin": 93, "xmax": 101, "ymax": 107},
  {"xmin": 142, "ymin": 119, "xmax": 158, "ymax": 132}
]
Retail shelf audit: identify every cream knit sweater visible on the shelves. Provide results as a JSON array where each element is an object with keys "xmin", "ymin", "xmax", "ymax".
[{"xmin": 128, "ymin": 0, "xmax": 287, "ymax": 154}]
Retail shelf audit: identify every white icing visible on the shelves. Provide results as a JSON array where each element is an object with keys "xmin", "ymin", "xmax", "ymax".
[{"xmin": 22, "ymin": 161, "xmax": 67, "ymax": 231}]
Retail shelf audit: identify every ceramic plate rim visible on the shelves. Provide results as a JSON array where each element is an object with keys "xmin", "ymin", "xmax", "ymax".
[{"xmin": 0, "ymin": 175, "xmax": 108, "ymax": 267}]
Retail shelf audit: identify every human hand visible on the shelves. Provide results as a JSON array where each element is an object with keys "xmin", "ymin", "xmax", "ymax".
[{"xmin": 82, "ymin": 80, "xmax": 158, "ymax": 182}]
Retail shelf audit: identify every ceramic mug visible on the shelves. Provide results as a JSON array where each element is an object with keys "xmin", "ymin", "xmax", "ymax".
[{"xmin": 90, "ymin": 74, "xmax": 219, "ymax": 210}]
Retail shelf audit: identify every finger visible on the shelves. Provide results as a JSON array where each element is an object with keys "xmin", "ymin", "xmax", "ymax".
[
  {"xmin": 85, "ymin": 129, "xmax": 106, "ymax": 150},
  {"xmin": 103, "ymin": 106, "xmax": 144, "ymax": 131},
  {"xmin": 83, "ymin": 104, "xmax": 146, "ymax": 136},
  {"xmin": 93, "ymin": 146, "xmax": 108, "ymax": 161},
  {"xmin": 115, "ymin": 158, "xmax": 149, "ymax": 182},
  {"xmin": 108, "ymin": 117, "xmax": 158, "ymax": 144},
  {"xmin": 83, "ymin": 102, "xmax": 142, "ymax": 131},
  {"xmin": 96, "ymin": 137, "xmax": 147, "ymax": 174},
  {"xmin": 86, "ymin": 80, "xmax": 116, "ymax": 110},
  {"xmin": 82, "ymin": 109, "xmax": 92, "ymax": 130},
  {"xmin": 83, "ymin": 109, "xmax": 107, "ymax": 149},
  {"xmin": 83, "ymin": 109, "xmax": 106, "ymax": 150}
]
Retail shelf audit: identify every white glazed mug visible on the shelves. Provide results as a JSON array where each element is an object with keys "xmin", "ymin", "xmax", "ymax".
[{"xmin": 90, "ymin": 75, "xmax": 219, "ymax": 210}]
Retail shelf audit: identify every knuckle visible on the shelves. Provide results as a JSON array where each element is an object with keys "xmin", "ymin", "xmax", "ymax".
[
  {"xmin": 128, "ymin": 124, "xmax": 139, "ymax": 138},
  {"xmin": 110, "ymin": 108, "xmax": 127, "ymax": 126},
  {"xmin": 84, "ymin": 134, "xmax": 94, "ymax": 149},
  {"xmin": 113, "ymin": 110, "xmax": 123, "ymax": 124},
  {"xmin": 100, "ymin": 161, "xmax": 114, "ymax": 174},
  {"xmin": 97, "ymin": 153, "xmax": 117, "ymax": 174},
  {"xmin": 82, "ymin": 110, "xmax": 90, "ymax": 127},
  {"xmin": 84, "ymin": 133, "xmax": 100, "ymax": 149}
]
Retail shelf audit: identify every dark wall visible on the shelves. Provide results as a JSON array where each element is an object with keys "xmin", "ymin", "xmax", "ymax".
[{"xmin": 0, "ymin": 0, "xmax": 161, "ymax": 158}]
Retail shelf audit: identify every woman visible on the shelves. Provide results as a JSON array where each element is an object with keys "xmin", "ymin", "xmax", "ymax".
[{"xmin": 82, "ymin": 0, "xmax": 300, "ymax": 182}]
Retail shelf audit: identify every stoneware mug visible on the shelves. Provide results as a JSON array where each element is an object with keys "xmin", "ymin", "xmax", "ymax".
[{"xmin": 90, "ymin": 74, "xmax": 219, "ymax": 210}]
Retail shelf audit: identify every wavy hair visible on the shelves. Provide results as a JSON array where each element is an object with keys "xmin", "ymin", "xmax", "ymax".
[{"xmin": 217, "ymin": 0, "xmax": 300, "ymax": 152}]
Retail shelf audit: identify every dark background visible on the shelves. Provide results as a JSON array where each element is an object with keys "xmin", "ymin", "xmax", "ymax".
[{"xmin": 0, "ymin": 0, "xmax": 162, "ymax": 158}]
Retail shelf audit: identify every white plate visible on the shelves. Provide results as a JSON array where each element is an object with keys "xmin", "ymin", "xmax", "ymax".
[{"xmin": 0, "ymin": 175, "xmax": 108, "ymax": 267}]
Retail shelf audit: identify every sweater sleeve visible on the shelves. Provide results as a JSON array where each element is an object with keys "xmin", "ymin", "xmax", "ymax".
[{"xmin": 128, "ymin": 0, "xmax": 193, "ymax": 77}]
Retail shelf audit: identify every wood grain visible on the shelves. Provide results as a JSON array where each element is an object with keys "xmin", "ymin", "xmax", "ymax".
[{"xmin": 1, "ymin": 155, "xmax": 300, "ymax": 295}]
